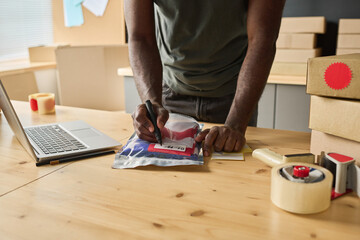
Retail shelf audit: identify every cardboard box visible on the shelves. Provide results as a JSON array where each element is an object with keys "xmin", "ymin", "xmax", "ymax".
[
  {"xmin": 309, "ymin": 95, "xmax": 360, "ymax": 142},
  {"xmin": 279, "ymin": 17, "xmax": 326, "ymax": 34},
  {"xmin": 56, "ymin": 44, "xmax": 129, "ymax": 111},
  {"xmin": 338, "ymin": 19, "xmax": 360, "ymax": 34},
  {"xmin": 52, "ymin": 0, "xmax": 126, "ymax": 45},
  {"xmin": 1, "ymin": 72, "xmax": 38, "ymax": 101},
  {"xmin": 337, "ymin": 34, "xmax": 360, "ymax": 48},
  {"xmin": 270, "ymin": 62, "xmax": 307, "ymax": 76},
  {"xmin": 274, "ymin": 48, "xmax": 321, "ymax": 63},
  {"xmin": 277, "ymin": 33, "xmax": 316, "ymax": 49},
  {"xmin": 307, "ymin": 54, "xmax": 360, "ymax": 99},
  {"xmin": 336, "ymin": 48, "xmax": 360, "ymax": 55},
  {"xmin": 311, "ymin": 130, "xmax": 360, "ymax": 165},
  {"xmin": 28, "ymin": 44, "xmax": 68, "ymax": 62}
]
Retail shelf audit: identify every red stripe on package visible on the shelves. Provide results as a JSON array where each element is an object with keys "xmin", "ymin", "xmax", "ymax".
[{"xmin": 148, "ymin": 143, "xmax": 196, "ymax": 156}]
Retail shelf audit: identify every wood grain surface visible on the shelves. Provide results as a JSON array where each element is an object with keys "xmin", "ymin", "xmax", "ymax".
[{"xmin": 0, "ymin": 101, "xmax": 358, "ymax": 240}]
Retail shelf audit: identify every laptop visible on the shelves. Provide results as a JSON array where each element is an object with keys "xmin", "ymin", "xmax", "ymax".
[{"xmin": 0, "ymin": 79, "xmax": 121, "ymax": 166}]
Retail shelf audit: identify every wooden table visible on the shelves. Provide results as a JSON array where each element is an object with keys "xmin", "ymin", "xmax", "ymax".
[{"xmin": 0, "ymin": 101, "xmax": 359, "ymax": 240}]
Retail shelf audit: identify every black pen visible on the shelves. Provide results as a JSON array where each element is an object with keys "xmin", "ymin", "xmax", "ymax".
[{"xmin": 145, "ymin": 100, "xmax": 162, "ymax": 145}]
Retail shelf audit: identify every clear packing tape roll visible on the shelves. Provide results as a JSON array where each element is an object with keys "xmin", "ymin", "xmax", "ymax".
[
  {"xmin": 271, "ymin": 162, "xmax": 333, "ymax": 214},
  {"xmin": 29, "ymin": 93, "xmax": 55, "ymax": 114}
]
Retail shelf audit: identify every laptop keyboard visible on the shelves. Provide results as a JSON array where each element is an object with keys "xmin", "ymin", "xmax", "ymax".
[{"xmin": 25, "ymin": 125, "xmax": 87, "ymax": 155}]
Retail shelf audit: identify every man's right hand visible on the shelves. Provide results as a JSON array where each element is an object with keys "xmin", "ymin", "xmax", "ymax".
[{"xmin": 132, "ymin": 103, "xmax": 169, "ymax": 143}]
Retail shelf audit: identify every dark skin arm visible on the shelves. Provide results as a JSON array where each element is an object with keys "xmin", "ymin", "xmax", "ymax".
[
  {"xmin": 125, "ymin": 0, "xmax": 168, "ymax": 142},
  {"xmin": 196, "ymin": 0, "xmax": 285, "ymax": 156}
]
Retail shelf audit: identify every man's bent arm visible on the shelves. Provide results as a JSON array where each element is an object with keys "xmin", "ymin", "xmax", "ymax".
[
  {"xmin": 226, "ymin": 0, "xmax": 285, "ymax": 134},
  {"xmin": 124, "ymin": 0, "xmax": 163, "ymax": 105},
  {"xmin": 125, "ymin": 0, "xmax": 168, "ymax": 142}
]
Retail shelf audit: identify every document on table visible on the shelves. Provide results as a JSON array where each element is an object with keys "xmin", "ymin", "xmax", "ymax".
[{"xmin": 211, "ymin": 144, "xmax": 252, "ymax": 161}]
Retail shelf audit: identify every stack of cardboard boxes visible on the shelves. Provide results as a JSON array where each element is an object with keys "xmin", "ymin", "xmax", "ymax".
[
  {"xmin": 307, "ymin": 53, "xmax": 360, "ymax": 165},
  {"xmin": 270, "ymin": 17, "xmax": 326, "ymax": 78},
  {"xmin": 336, "ymin": 19, "xmax": 360, "ymax": 55}
]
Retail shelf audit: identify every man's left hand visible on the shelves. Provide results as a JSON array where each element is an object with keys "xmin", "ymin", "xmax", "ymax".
[{"xmin": 195, "ymin": 125, "xmax": 246, "ymax": 157}]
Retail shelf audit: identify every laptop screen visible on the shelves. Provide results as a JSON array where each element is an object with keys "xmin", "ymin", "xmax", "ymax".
[{"xmin": 0, "ymin": 79, "xmax": 37, "ymax": 160}]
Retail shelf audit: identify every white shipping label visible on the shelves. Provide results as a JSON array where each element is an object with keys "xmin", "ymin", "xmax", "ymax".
[{"xmin": 154, "ymin": 144, "xmax": 187, "ymax": 152}]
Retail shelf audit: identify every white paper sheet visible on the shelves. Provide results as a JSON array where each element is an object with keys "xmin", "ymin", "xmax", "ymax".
[
  {"xmin": 82, "ymin": 0, "xmax": 108, "ymax": 17},
  {"xmin": 211, "ymin": 144, "xmax": 252, "ymax": 161}
]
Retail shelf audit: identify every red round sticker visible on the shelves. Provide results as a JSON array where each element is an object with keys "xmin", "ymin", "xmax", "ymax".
[{"xmin": 324, "ymin": 62, "xmax": 352, "ymax": 90}]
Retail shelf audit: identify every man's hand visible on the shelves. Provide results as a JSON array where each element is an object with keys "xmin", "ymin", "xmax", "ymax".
[
  {"xmin": 195, "ymin": 125, "xmax": 246, "ymax": 157},
  {"xmin": 132, "ymin": 103, "xmax": 169, "ymax": 143}
]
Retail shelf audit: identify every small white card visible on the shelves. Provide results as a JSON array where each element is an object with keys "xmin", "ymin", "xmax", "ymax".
[
  {"xmin": 154, "ymin": 144, "xmax": 187, "ymax": 152},
  {"xmin": 211, "ymin": 152, "xmax": 244, "ymax": 161},
  {"xmin": 210, "ymin": 144, "xmax": 252, "ymax": 161}
]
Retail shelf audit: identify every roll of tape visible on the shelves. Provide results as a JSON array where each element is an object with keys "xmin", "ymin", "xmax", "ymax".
[
  {"xmin": 271, "ymin": 162, "xmax": 333, "ymax": 214},
  {"xmin": 29, "ymin": 93, "xmax": 55, "ymax": 114}
]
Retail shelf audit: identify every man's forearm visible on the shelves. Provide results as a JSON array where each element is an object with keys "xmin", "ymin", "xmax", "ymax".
[
  {"xmin": 129, "ymin": 39, "xmax": 163, "ymax": 105},
  {"xmin": 226, "ymin": 0, "xmax": 284, "ymax": 133},
  {"xmin": 226, "ymin": 40, "xmax": 276, "ymax": 133}
]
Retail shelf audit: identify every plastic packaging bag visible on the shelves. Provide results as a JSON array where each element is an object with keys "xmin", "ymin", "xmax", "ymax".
[{"xmin": 113, "ymin": 113, "xmax": 203, "ymax": 169}]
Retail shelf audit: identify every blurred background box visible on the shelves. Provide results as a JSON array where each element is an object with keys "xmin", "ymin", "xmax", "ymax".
[
  {"xmin": 274, "ymin": 48, "xmax": 321, "ymax": 63},
  {"xmin": 338, "ymin": 19, "xmax": 360, "ymax": 34},
  {"xmin": 337, "ymin": 35, "xmax": 360, "ymax": 48},
  {"xmin": 277, "ymin": 33, "xmax": 316, "ymax": 49},
  {"xmin": 52, "ymin": 0, "xmax": 126, "ymax": 45},
  {"xmin": 279, "ymin": 16, "xmax": 326, "ymax": 34},
  {"xmin": 28, "ymin": 44, "xmax": 68, "ymax": 63},
  {"xmin": 0, "ymin": 72, "xmax": 38, "ymax": 101},
  {"xmin": 55, "ymin": 44, "xmax": 129, "ymax": 111}
]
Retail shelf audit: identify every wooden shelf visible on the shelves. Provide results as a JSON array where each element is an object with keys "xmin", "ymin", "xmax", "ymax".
[
  {"xmin": 0, "ymin": 58, "xmax": 56, "ymax": 77},
  {"xmin": 117, "ymin": 67, "xmax": 133, "ymax": 77},
  {"xmin": 267, "ymin": 74, "xmax": 306, "ymax": 85}
]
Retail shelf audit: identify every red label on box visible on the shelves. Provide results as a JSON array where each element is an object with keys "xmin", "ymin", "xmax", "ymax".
[{"xmin": 324, "ymin": 62, "xmax": 352, "ymax": 90}]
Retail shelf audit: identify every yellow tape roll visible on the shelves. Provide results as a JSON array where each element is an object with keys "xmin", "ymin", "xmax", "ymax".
[
  {"xmin": 271, "ymin": 162, "xmax": 333, "ymax": 214},
  {"xmin": 29, "ymin": 93, "xmax": 55, "ymax": 114}
]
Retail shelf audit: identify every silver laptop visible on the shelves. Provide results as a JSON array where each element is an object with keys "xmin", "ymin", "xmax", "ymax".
[{"xmin": 0, "ymin": 79, "xmax": 121, "ymax": 166}]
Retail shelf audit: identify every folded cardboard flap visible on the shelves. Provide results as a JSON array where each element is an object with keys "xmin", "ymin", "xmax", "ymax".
[
  {"xmin": 28, "ymin": 44, "xmax": 69, "ymax": 62},
  {"xmin": 309, "ymin": 95, "xmax": 360, "ymax": 142}
]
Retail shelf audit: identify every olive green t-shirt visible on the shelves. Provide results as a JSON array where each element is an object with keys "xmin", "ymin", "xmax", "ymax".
[{"xmin": 154, "ymin": 0, "xmax": 248, "ymax": 97}]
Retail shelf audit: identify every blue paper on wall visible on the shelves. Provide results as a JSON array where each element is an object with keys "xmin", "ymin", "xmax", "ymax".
[{"xmin": 63, "ymin": 0, "xmax": 84, "ymax": 27}]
